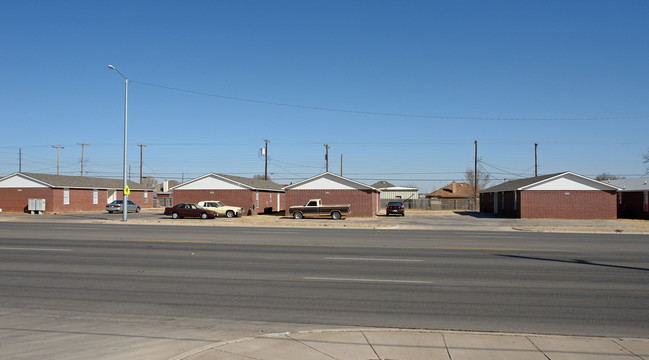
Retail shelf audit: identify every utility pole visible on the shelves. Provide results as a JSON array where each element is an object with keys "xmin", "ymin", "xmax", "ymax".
[
  {"xmin": 340, "ymin": 154, "xmax": 343, "ymax": 176},
  {"xmin": 474, "ymin": 140, "xmax": 478, "ymax": 211},
  {"xmin": 534, "ymin": 142, "xmax": 538, "ymax": 177},
  {"xmin": 77, "ymin": 143, "xmax": 90, "ymax": 176},
  {"xmin": 264, "ymin": 139, "xmax": 270, "ymax": 180},
  {"xmin": 138, "ymin": 144, "xmax": 147, "ymax": 184},
  {"xmin": 324, "ymin": 144, "xmax": 330, "ymax": 172},
  {"xmin": 18, "ymin": 148, "xmax": 22, "ymax": 172},
  {"xmin": 52, "ymin": 145, "xmax": 64, "ymax": 175}
]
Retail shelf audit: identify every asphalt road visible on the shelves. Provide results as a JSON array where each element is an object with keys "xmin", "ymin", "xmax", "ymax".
[{"xmin": 1, "ymin": 221, "xmax": 648, "ymax": 358}]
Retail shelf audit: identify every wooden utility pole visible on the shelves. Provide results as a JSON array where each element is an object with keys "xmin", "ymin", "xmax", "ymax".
[
  {"xmin": 264, "ymin": 139, "xmax": 270, "ymax": 180},
  {"xmin": 340, "ymin": 154, "xmax": 343, "ymax": 176},
  {"xmin": 18, "ymin": 148, "xmax": 22, "ymax": 172},
  {"xmin": 474, "ymin": 140, "xmax": 478, "ymax": 211},
  {"xmin": 52, "ymin": 145, "xmax": 64, "ymax": 175},
  {"xmin": 324, "ymin": 144, "xmax": 330, "ymax": 172},
  {"xmin": 534, "ymin": 142, "xmax": 538, "ymax": 177},
  {"xmin": 138, "ymin": 144, "xmax": 146, "ymax": 184},
  {"xmin": 77, "ymin": 143, "xmax": 90, "ymax": 176}
]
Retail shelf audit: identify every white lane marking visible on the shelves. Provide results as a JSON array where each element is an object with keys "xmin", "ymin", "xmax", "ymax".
[
  {"xmin": 325, "ymin": 257, "xmax": 423, "ymax": 262},
  {"xmin": 0, "ymin": 247, "xmax": 72, "ymax": 252},
  {"xmin": 304, "ymin": 277, "xmax": 432, "ymax": 284}
]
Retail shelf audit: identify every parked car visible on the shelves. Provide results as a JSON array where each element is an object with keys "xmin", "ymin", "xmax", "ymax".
[
  {"xmin": 164, "ymin": 203, "xmax": 217, "ymax": 219},
  {"xmin": 106, "ymin": 200, "xmax": 140, "ymax": 213},
  {"xmin": 197, "ymin": 201, "xmax": 244, "ymax": 218},
  {"xmin": 386, "ymin": 201, "xmax": 405, "ymax": 216},
  {"xmin": 289, "ymin": 199, "xmax": 351, "ymax": 220}
]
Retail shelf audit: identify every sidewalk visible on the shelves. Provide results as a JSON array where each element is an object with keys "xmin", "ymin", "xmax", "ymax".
[{"xmin": 173, "ymin": 328, "xmax": 649, "ymax": 360}]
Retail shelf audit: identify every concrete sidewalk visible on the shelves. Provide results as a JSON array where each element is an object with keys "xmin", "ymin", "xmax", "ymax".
[{"xmin": 173, "ymin": 329, "xmax": 649, "ymax": 360}]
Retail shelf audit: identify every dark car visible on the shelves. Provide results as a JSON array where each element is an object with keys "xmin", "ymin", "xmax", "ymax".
[
  {"xmin": 164, "ymin": 203, "xmax": 217, "ymax": 219},
  {"xmin": 386, "ymin": 201, "xmax": 405, "ymax": 216},
  {"xmin": 106, "ymin": 200, "xmax": 140, "ymax": 213}
]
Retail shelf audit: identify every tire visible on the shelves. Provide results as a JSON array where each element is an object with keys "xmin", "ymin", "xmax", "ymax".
[
  {"xmin": 331, "ymin": 211, "xmax": 341, "ymax": 220},
  {"xmin": 293, "ymin": 211, "xmax": 303, "ymax": 219},
  {"xmin": 171, "ymin": 212, "xmax": 179, "ymax": 219},
  {"xmin": 200, "ymin": 212, "xmax": 208, "ymax": 219},
  {"xmin": 226, "ymin": 210, "xmax": 235, "ymax": 218},
  {"xmin": 108, "ymin": 211, "xmax": 113, "ymax": 214},
  {"xmin": 402, "ymin": 213, "xmax": 405, "ymax": 216},
  {"xmin": 135, "ymin": 207, "xmax": 140, "ymax": 213}
]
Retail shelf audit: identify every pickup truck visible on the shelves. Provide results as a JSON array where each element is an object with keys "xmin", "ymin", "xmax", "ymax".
[{"xmin": 289, "ymin": 199, "xmax": 351, "ymax": 220}]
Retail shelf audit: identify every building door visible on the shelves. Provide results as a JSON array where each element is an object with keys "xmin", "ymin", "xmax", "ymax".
[
  {"xmin": 107, "ymin": 190, "xmax": 116, "ymax": 203},
  {"xmin": 493, "ymin": 193, "xmax": 499, "ymax": 214}
]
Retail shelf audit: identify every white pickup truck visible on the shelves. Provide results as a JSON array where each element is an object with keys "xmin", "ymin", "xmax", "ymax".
[{"xmin": 288, "ymin": 199, "xmax": 351, "ymax": 220}]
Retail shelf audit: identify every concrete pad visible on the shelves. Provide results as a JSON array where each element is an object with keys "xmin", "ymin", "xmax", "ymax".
[
  {"xmin": 444, "ymin": 332, "xmax": 547, "ymax": 360},
  {"xmin": 529, "ymin": 336, "xmax": 639, "ymax": 359},
  {"xmin": 617, "ymin": 338, "xmax": 649, "ymax": 358},
  {"xmin": 211, "ymin": 335, "xmax": 334, "ymax": 360},
  {"xmin": 288, "ymin": 330, "xmax": 379, "ymax": 360},
  {"xmin": 363, "ymin": 330, "xmax": 450, "ymax": 360}
]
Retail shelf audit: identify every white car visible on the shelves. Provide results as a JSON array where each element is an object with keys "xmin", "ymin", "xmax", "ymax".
[{"xmin": 197, "ymin": 201, "xmax": 244, "ymax": 218}]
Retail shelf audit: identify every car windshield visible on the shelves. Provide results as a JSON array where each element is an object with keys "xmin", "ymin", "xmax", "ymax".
[
  {"xmin": 215, "ymin": 201, "xmax": 225, "ymax": 207},
  {"xmin": 388, "ymin": 202, "xmax": 403, "ymax": 206}
]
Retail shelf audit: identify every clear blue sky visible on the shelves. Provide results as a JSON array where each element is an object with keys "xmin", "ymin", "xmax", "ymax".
[{"xmin": 1, "ymin": 0, "xmax": 647, "ymax": 193}]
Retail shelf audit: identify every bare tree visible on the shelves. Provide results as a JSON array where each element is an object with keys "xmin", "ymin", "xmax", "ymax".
[
  {"xmin": 253, "ymin": 174, "xmax": 271, "ymax": 181},
  {"xmin": 464, "ymin": 168, "xmax": 490, "ymax": 197},
  {"xmin": 644, "ymin": 149, "xmax": 649, "ymax": 172},
  {"xmin": 595, "ymin": 173, "xmax": 623, "ymax": 181}
]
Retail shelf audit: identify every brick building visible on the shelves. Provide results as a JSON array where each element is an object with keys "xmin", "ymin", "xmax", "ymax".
[
  {"xmin": 171, "ymin": 173, "xmax": 285, "ymax": 215},
  {"xmin": 480, "ymin": 172, "xmax": 619, "ymax": 219},
  {"xmin": 0, "ymin": 172, "xmax": 152, "ymax": 213},
  {"xmin": 284, "ymin": 172, "xmax": 380, "ymax": 217},
  {"xmin": 609, "ymin": 178, "xmax": 649, "ymax": 220},
  {"xmin": 426, "ymin": 181, "xmax": 474, "ymax": 210}
]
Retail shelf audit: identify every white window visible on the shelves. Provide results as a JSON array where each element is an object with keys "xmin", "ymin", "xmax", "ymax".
[
  {"xmin": 256, "ymin": 191, "xmax": 259, "ymax": 209},
  {"xmin": 144, "ymin": 191, "xmax": 148, "ymax": 203},
  {"xmin": 63, "ymin": 188, "xmax": 70, "ymax": 205},
  {"xmin": 93, "ymin": 189, "xmax": 98, "ymax": 204}
]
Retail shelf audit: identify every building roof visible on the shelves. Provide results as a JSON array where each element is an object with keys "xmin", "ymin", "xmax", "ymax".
[
  {"xmin": 481, "ymin": 172, "xmax": 619, "ymax": 193},
  {"xmin": 608, "ymin": 178, "xmax": 649, "ymax": 192},
  {"xmin": 371, "ymin": 180, "xmax": 419, "ymax": 192},
  {"xmin": 426, "ymin": 182, "xmax": 473, "ymax": 198},
  {"xmin": 283, "ymin": 172, "xmax": 378, "ymax": 191},
  {"xmin": 0, "ymin": 172, "xmax": 149, "ymax": 190},
  {"xmin": 171, "ymin": 173, "xmax": 284, "ymax": 192}
]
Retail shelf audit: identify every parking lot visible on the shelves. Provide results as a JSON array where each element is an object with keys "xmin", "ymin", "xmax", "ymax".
[{"xmin": 2, "ymin": 208, "xmax": 649, "ymax": 233}]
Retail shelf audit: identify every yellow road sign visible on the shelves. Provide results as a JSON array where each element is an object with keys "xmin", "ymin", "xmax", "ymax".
[{"xmin": 124, "ymin": 186, "xmax": 131, "ymax": 195}]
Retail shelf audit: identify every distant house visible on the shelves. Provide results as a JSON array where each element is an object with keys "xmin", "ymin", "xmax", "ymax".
[
  {"xmin": 425, "ymin": 182, "xmax": 474, "ymax": 210},
  {"xmin": 0, "ymin": 172, "xmax": 152, "ymax": 213},
  {"xmin": 371, "ymin": 181, "xmax": 419, "ymax": 206},
  {"xmin": 284, "ymin": 172, "xmax": 380, "ymax": 217},
  {"xmin": 171, "ymin": 173, "xmax": 285, "ymax": 215},
  {"xmin": 480, "ymin": 172, "xmax": 619, "ymax": 219},
  {"xmin": 609, "ymin": 178, "xmax": 649, "ymax": 219}
]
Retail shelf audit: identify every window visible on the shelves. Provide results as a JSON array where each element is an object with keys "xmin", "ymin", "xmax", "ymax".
[
  {"xmin": 144, "ymin": 191, "xmax": 148, "ymax": 203},
  {"xmin": 63, "ymin": 188, "xmax": 70, "ymax": 205},
  {"xmin": 93, "ymin": 189, "xmax": 98, "ymax": 205},
  {"xmin": 514, "ymin": 192, "xmax": 517, "ymax": 211}
]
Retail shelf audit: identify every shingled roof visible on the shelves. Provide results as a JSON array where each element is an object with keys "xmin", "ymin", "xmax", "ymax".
[
  {"xmin": 481, "ymin": 172, "xmax": 619, "ymax": 193},
  {"xmin": 17, "ymin": 172, "xmax": 149, "ymax": 190},
  {"xmin": 426, "ymin": 182, "xmax": 473, "ymax": 198}
]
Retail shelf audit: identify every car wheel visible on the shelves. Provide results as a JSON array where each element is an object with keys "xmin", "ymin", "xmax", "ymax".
[
  {"xmin": 135, "ymin": 207, "xmax": 140, "ymax": 213},
  {"xmin": 108, "ymin": 211, "xmax": 113, "ymax": 214},
  {"xmin": 293, "ymin": 211, "xmax": 303, "ymax": 219},
  {"xmin": 331, "ymin": 211, "xmax": 341, "ymax": 220},
  {"xmin": 226, "ymin": 210, "xmax": 235, "ymax": 218},
  {"xmin": 402, "ymin": 213, "xmax": 405, "ymax": 216},
  {"xmin": 200, "ymin": 212, "xmax": 208, "ymax": 219},
  {"xmin": 172, "ymin": 212, "xmax": 179, "ymax": 219}
]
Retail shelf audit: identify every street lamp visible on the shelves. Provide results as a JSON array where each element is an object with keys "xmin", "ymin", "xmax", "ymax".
[{"xmin": 108, "ymin": 64, "xmax": 129, "ymax": 222}]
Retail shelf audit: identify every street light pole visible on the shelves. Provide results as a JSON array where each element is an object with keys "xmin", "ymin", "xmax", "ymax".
[{"xmin": 108, "ymin": 65, "xmax": 129, "ymax": 222}]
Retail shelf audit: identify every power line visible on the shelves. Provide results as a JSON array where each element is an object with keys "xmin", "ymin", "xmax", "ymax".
[{"xmin": 132, "ymin": 80, "xmax": 648, "ymax": 122}]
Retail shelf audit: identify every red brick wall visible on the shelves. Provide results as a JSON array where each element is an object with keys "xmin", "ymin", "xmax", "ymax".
[
  {"xmin": 0, "ymin": 188, "xmax": 151, "ymax": 213},
  {"xmin": 520, "ymin": 190, "xmax": 617, "ymax": 219},
  {"xmin": 0, "ymin": 188, "xmax": 53, "ymax": 213},
  {"xmin": 285, "ymin": 189, "xmax": 379, "ymax": 217},
  {"xmin": 172, "ymin": 190, "xmax": 285, "ymax": 215}
]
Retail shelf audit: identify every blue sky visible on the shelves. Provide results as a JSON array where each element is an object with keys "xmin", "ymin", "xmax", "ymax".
[{"xmin": 1, "ymin": 0, "xmax": 647, "ymax": 193}]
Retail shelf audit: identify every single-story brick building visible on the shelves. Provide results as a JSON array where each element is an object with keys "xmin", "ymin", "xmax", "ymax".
[
  {"xmin": 425, "ymin": 181, "xmax": 475, "ymax": 210},
  {"xmin": 284, "ymin": 172, "xmax": 380, "ymax": 217},
  {"xmin": 609, "ymin": 178, "xmax": 649, "ymax": 219},
  {"xmin": 171, "ymin": 173, "xmax": 285, "ymax": 215},
  {"xmin": 480, "ymin": 172, "xmax": 619, "ymax": 219},
  {"xmin": 0, "ymin": 172, "xmax": 152, "ymax": 213}
]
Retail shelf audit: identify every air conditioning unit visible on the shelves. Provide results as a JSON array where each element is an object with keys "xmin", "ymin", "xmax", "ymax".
[{"xmin": 28, "ymin": 198, "xmax": 46, "ymax": 214}]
